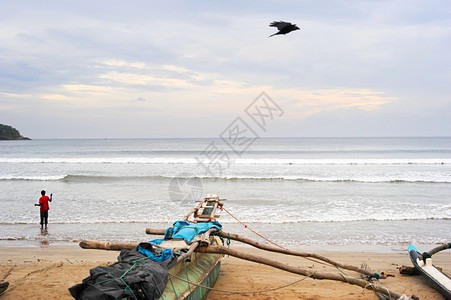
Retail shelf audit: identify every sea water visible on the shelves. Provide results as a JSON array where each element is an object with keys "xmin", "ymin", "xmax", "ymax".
[{"xmin": 0, "ymin": 137, "xmax": 449, "ymax": 249}]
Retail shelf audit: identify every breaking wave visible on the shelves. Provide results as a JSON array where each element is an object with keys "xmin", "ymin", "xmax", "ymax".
[
  {"xmin": 0, "ymin": 157, "xmax": 450, "ymax": 165},
  {"xmin": 1, "ymin": 174, "xmax": 450, "ymax": 183}
]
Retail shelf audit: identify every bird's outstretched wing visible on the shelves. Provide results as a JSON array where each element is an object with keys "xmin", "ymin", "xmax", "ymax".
[{"xmin": 270, "ymin": 21, "xmax": 291, "ymax": 30}]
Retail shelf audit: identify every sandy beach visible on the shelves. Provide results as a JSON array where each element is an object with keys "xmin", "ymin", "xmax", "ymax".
[{"xmin": 0, "ymin": 243, "xmax": 449, "ymax": 300}]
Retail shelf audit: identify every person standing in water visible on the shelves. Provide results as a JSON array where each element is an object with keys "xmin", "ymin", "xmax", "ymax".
[{"xmin": 35, "ymin": 190, "xmax": 52, "ymax": 227}]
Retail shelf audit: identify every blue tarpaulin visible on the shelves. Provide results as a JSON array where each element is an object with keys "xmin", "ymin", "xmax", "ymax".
[
  {"xmin": 138, "ymin": 244, "xmax": 173, "ymax": 261},
  {"xmin": 164, "ymin": 220, "xmax": 222, "ymax": 243},
  {"xmin": 142, "ymin": 220, "xmax": 222, "ymax": 261}
]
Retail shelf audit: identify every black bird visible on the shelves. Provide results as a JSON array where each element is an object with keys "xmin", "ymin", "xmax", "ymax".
[{"xmin": 269, "ymin": 21, "xmax": 300, "ymax": 37}]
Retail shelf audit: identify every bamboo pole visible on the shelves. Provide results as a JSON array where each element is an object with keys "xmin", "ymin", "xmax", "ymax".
[
  {"xmin": 200, "ymin": 245, "xmax": 404, "ymax": 300},
  {"xmin": 146, "ymin": 227, "xmax": 374, "ymax": 276}
]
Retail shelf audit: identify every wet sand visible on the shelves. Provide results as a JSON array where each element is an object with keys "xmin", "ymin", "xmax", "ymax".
[{"xmin": 0, "ymin": 244, "xmax": 449, "ymax": 299}]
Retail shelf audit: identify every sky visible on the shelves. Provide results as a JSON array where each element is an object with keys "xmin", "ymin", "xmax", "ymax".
[{"xmin": 0, "ymin": 0, "xmax": 450, "ymax": 138}]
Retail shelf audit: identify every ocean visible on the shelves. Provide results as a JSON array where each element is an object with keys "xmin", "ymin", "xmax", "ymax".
[{"xmin": 0, "ymin": 137, "xmax": 450, "ymax": 250}]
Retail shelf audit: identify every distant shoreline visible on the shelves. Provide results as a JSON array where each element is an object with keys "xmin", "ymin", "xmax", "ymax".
[
  {"xmin": 2, "ymin": 136, "xmax": 450, "ymax": 140},
  {"xmin": 0, "ymin": 124, "xmax": 30, "ymax": 140},
  {"xmin": 0, "ymin": 137, "xmax": 31, "ymax": 141}
]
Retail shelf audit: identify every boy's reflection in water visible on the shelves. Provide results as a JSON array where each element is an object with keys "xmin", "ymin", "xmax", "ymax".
[{"xmin": 40, "ymin": 227, "xmax": 49, "ymax": 246}]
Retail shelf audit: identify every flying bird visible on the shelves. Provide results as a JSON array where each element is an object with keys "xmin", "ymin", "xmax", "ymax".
[{"xmin": 269, "ymin": 21, "xmax": 300, "ymax": 37}]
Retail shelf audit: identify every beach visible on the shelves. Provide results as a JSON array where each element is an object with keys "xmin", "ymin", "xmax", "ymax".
[{"xmin": 1, "ymin": 243, "xmax": 450, "ymax": 299}]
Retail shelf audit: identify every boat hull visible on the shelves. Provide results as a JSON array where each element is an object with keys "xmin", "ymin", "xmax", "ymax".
[
  {"xmin": 0, "ymin": 282, "xmax": 9, "ymax": 296},
  {"xmin": 161, "ymin": 237, "xmax": 223, "ymax": 300},
  {"xmin": 408, "ymin": 245, "xmax": 451, "ymax": 300}
]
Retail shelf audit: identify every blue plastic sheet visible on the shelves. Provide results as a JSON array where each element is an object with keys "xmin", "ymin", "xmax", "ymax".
[
  {"xmin": 164, "ymin": 220, "xmax": 222, "ymax": 243},
  {"xmin": 138, "ymin": 244, "xmax": 173, "ymax": 261},
  {"xmin": 141, "ymin": 220, "xmax": 222, "ymax": 261}
]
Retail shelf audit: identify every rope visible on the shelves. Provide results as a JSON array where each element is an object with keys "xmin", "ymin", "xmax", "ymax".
[
  {"xmin": 169, "ymin": 271, "xmax": 377, "ymax": 297},
  {"xmin": 335, "ymin": 266, "xmax": 349, "ymax": 276},
  {"xmin": 168, "ymin": 272, "xmax": 309, "ymax": 294},
  {"xmin": 221, "ymin": 207, "xmax": 347, "ymax": 269},
  {"xmin": 219, "ymin": 233, "xmax": 231, "ymax": 248},
  {"xmin": 221, "ymin": 206, "xmax": 285, "ymax": 249},
  {"xmin": 167, "ymin": 273, "xmax": 179, "ymax": 299},
  {"xmin": 364, "ymin": 281, "xmax": 394, "ymax": 300},
  {"xmin": 422, "ymin": 252, "xmax": 432, "ymax": 261},
  {"xmin": 381, "ymin": 286, "xmax": 392, "ymax": 299},
  {"xmin": 308, "ymin": 270, "xmax": 318, "ymax": 279},
  {"xmin": 93, "ymin": 261, "xmax": 139, "ymax": 300},
  {"xmin": 182, "ymin": 260, "xmax": 192, "ymax": 292}
]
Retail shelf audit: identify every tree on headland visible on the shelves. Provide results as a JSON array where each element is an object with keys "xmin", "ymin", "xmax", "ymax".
[{"xmin": 0, "ymin": 124, "xmax": 30, "ymax": 140}]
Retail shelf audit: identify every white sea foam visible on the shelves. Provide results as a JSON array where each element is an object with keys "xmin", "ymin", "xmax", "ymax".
[
  {"xmin": 234, "ymin": 158, "xmax": 451, "ymax": 165},
  {"xmin": 0, "ymin": 157, "xmax": 450, "ymax": 165},
  {"xmin": 0, "ymin": 172, "xmax": 450, "ymax": 183},
  {"xmin": 0, "ymin": 175, "xmax": 67, "ymax": 181},
  {"xmin": 0, "ymin": 157, "xmax": 196, "ymax": 164}
]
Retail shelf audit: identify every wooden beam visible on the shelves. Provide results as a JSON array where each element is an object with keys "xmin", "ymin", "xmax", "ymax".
[
  {"xmin": 145, "ymin": 227, "xmax": 373, "ymax": 276},
  {"xmin": 199, "ymin": 245, "xmax": 404, "ymax": 300},
  {"xmin": 427, "ymin": 242, "xmax": 451, "ymax": 256},
  {"xmin": 79, "ymin": 240, "xmax": 136, "ymax": 250}
]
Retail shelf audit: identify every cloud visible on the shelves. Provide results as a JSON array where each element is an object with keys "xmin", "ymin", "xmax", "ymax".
[
  {"xmin": 0, "ymin": 1, "xmax": 449, "ymax": 138},
  {"xmin": 63, "ymin": 84, "xmax": 115, "ymax": 93},
  {"xmin": 99, "ymin": 71, "xmax": 196, "ymax": 89},
  {"xmin": 40, "ymin": 94, "xmax": 69, "ymax": 101},
  {"xmin": 273, "ymin": 88, "xmax": 397, "ymax": 120},
  {"xmin": 0, "ymin": 92, "xmax": 30, "ymax": 98},
  {"xmin": 101, "ymin": 60, "xmax": 148, "ymax": 69},
  {"xmin": 283, "ymin": 104, "xmax": 451, "ymax": 137}
]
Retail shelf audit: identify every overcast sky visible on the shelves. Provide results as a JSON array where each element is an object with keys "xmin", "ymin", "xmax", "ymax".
[{"xmin": 0, "ymin": 0, "xmax": 450, "ymax": 138}]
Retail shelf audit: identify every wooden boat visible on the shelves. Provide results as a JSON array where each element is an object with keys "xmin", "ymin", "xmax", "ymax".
[
  {"xmin": 77, "ymin": 194, "xmax": 225, "ymax": 300},
  {"xmin": 157, "ymin": 194, "xmax": 225, "ymax": 300},
  {"xmin": 0, "ymin": 281, "xmax": 9, "ymax": 296},
  {"xmin": 408, "ymin": 244, "xmax": 451, "ymax": 299}
]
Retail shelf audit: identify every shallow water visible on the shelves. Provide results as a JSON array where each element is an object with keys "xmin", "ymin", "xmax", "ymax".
[{"xmin": 1, "ymin": 137, "xmax": 450, "ymax": 246}]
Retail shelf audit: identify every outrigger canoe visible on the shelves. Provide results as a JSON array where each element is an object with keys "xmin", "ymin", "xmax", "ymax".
[
  {"xmin": 72, "ymin": 194, "xmax": 225, "ymax": 300},
  {"xmin": 158, "ymin": 195, "xmax": 225, "ymax": 299},
  {"xmin": 408, "ymin": 244, "xmax": 451, "ymax": 300}
]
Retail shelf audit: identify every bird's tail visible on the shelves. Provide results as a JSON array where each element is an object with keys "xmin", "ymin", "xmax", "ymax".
[{"xmin": 268, "ymin": 33, "xmax": 278, "ymax": 38}]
